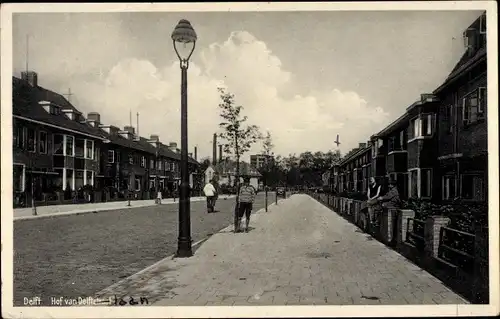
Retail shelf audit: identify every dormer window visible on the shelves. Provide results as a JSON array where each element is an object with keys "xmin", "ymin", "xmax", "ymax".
[
  {"xmin": 479, "ymin": 14, "xmax": 486, "ymax": 34},
  {"xmin": 463, "ymin": 87, "xmax": 486, "ymax": 125},
  {"xmin": 39, "ymin": 101, "xmax": 61, "ymax": 115},
  {"xmin": 62, "ymin": 109, "xmax": 76, "ymax": 120}
]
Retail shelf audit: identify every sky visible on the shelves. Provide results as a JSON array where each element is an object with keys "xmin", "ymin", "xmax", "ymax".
[{"xmin": 11, "ymin": 10, "xmax": 483, "ymax": 161}]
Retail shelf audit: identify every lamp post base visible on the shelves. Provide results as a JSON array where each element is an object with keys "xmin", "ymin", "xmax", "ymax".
[{"xmin": 176, "ymin": 240, "xmax": 193, "ymax": 258}]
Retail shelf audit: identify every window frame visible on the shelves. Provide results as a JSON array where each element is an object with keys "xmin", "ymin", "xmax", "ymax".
[
  {"xmin": 38, "ymin": 131, "xmax": 48, "ymax": 154},
  {"xmin": 460, "ymin": 173, "xmax": 485, "ymax": 201},
  {"xmin": 85, "ymin": 140, "xmax": 94, "ymax": 160},
  {"xmin": 27, "ymin": 127, "xmax": 37, "ymax": 153},
  {"xmin": 420, "ymin": 168, "xmax": 432, "ymax": 198},
  {"xmin": 65, "ymin": 135, "xmax": 75, "ymax": 157},
  {"xmin": 463, "ymin": 87, "xmax": 486, "ymax": 125},
  {"xmin": 479, "ymin": 14, "xmax": 486, "ymax": 34},
  {"xmin": 442, "ymin": 175, "xmax": 456, "ymax": 201},
  {"xmin": 108, "ymin": 150, "xmax": 115, "ymax": 163}
]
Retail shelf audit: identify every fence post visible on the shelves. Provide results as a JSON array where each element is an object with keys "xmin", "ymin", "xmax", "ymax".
[
  {"xmin": 380, "ymin": 208, "xmax": 397, "ymax": 244},
  {"xmin": 424, "ymin": 216, "xmax": 450, "ymax": 258},
  {"xmin": 473, "ymin": 223, "xmax": 489, "ymax": 303},
  {"xmin": 397, "ymin": 209, "xmax": 415, "ymax": 246}
]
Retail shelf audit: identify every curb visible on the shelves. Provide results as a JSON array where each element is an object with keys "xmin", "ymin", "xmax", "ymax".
[
  {"xmin": 14, "ymin": 196, "xmax": 235, "ymax": 222},
  {"xmin": 93, "ymin": 200, "xmax": 282, "ymax": 301}
]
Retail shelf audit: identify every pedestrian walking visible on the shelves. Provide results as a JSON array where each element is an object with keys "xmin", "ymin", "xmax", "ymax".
[
  {"xmin": 203, "ymin": 179, "xmax": 217, "ymax": 213},
  {"xmin": 236, "ymin": 176, "xmax": 256, "ymax": 233}
]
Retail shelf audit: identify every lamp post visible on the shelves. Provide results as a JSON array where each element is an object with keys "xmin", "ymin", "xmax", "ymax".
[{"xmin": 172, "ymin": 19, "xmax": 197, "ymax": 258}]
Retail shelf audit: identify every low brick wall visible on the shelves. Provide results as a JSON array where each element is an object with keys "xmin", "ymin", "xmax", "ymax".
[{"xmin": 306, "ymin": 193, "xmax": 487, "ymax": 303}]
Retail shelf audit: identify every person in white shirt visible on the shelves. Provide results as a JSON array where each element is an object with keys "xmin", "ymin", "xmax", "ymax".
[{"xmin": 203, "ymin": 180, "xmax": 217, "ymax": 213}]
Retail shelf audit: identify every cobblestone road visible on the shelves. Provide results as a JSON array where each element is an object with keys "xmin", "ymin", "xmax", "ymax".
[
  {"xmin": 13, "ymin": 193, "xmax": 269, "ymax": 306},
  {"xmin": 107, "ymin": 194, "xmax": 467, "ymax": 306}
]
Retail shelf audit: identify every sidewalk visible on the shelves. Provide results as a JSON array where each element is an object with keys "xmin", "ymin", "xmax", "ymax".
[
  {"xmin": 93, "ymin": 194, "xmax": 468, "ymax": 306},
  {"xmin": 14, "ymin": 195, "xmax": 235, "ymax": 221}
]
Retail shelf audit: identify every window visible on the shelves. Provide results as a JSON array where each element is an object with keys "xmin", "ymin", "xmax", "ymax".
[
  {"xmin": 128, "ymin": 154, "xmax": 134, "ymax": 165},
  {"xmin": 409, "ymin": 170, "xmax": 418, "ymax": 198},
  {"xmin": 165, "ymin": 161, "xmax": 169, "ymax": 171},
  {"xmin": 75, "ymin": 138, "xmax": 85, "ymax": 157},
  {"xmin": 421, "ymin": 169, "xmax": 432, "ymax": 198},
  {"xmin": 75, "ymin": 170, "xmax": 85, "ymax": 189},
  {"xmin": 446, "ymin": 105, "xmax": 453, "ymax": 133},
  {"xmin": 13, "ymin": 124, "xmax": 25, "ymax": 149},
  {"xmin": 39, "ymin": 131, "xmax": 47, "ymax": 154},
  {"xmin": 27, "ymin": 128, "xmax": 36, "ymax": 152},
  {"xmin": 141, "ymin": 156, "xmax": 146, "ymax": 168},
  {"xmin": 108, "ymin": 150, "xmax": 115, "ymax": 163},
  {"xmin": 478, "ymin": 87, "xmax": 486, "ymax": 114},
  {"xmin": 409, "ymin": 115, "xmax": 433, "ymax": 140},
  {"xmin": 461, "ymin": 174, "xmax": 485, "ymax": 201},
  {"xmin": 86, "ymin": 171, "xmax": 93, "ymax": 186},
  {"xmin": 66, "ymin": 169, "xmax": 74, "ymax": 190},
  {"xmin": 116, "ymin": 151, "xmax": 121, "ymax": 163},
  {"xmin": 135, "ymin": 178, "xmax": 141, "ymax": 191},
  {"xmin": 463, "ymin": 88, "xmax": 486, "ymax": 125},
  {"xmin": 479, "ymin": 14, "xmax": 486, "ymax": 34},
  {"xmin": 150, "ymin": 159, "xmax": 154, "ymax": 169},
  {"xmin": 157, "ymin": 161, "xmax": 162, "ymax": 170},
  {"xmin": 53, "ymin": 134, "xmax": 64, "ymax": 155},
  {"xmin": 13, "ymin": 164, "xmax": 25, "ymax": 192},
  {"xmin": 442, "ymin": 175, "xmax": 456, "ymax": 200},
  {"xmin": 463, "ymin": 31, "xmax": 470, "ymax": 50},
  {"xmin": 85, "ymin": 140, "xmax": 94, "ymax": 159},
  {"xmin": 65, "ymin": 135, "xmax": 75, "ymax": 156}
]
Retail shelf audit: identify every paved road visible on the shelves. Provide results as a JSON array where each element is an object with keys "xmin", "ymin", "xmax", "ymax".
[{"xmin": 13, "ymin": 193, "xmax": 271, "ymax": 306}]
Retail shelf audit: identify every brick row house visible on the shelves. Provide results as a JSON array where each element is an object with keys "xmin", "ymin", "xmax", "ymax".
[
  {"xmin": 330, "ymin": 12, "xmax": 488, "ymax": 205},
  {"xmin": 12, "ymin": 71, "xmax": 200, "ymax": 207}
]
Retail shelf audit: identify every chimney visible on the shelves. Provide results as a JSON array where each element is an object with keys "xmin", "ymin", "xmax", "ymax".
[
  {"xmin": 119, "ymin": 126, "xmax": 135, "ymax": 140},
  {"xmin": 464, "ymin": 27, "xmax": 478, "ymax": 56},
  {"xmin": 123, "ymin": 126, "xmax": 135, "ymax": 135},
  {"xmin": 188, "ymin": 152, "xmax": 193, "ymax": 158},
  {"xmin": 149, "ymin": 134, "xmax": 159, "ymax": 142},
  {"xmin": 367, "ymin": 140, "xmax": 372, "ymax": 147},
  {"xmin": 219, "ymin": 145, "xmax": 223, "ymax": 163},
  {"xmin": 105, "ymin": 125, "xmax": 120, "ymax": 135},
  {"xmin": 21, "ymin": 71, "xmax": 38, "ymax": 87},
  {"xmin": 169, "ymin": 142, "xmax": 177, "ymax": 152},
  {"xmin": 136, "ymin": 112, "xmax": 139, "ymax": 137},
  {"xmin": 212, "ymin": 133, "xmax": 217, "ymax": 165},
  {"xmin": 87, "ymin": 112, "xmax": 101, "ymax": 127},
  {"xmin": 194, "ymin": 146, "xmax": 198, "ymax": 161},
  {"xmin": 358, "ymin": 143, "xmax": 367, "ymax": 149}
]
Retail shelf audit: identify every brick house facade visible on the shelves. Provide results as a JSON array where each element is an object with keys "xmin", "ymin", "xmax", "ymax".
[{"xmin": 330, "ymin": 12, "xmax": 488, "ymax": 205}]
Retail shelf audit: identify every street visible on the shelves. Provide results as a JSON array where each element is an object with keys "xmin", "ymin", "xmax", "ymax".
[{"xmin": 13, "ymin": 193, "xmax": 270, "ymax": 306}]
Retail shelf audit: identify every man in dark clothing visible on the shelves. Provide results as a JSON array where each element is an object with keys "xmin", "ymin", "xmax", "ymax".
[{"xmin": 378, "ymin": 177, "xmax": 401, "ymax": 209}]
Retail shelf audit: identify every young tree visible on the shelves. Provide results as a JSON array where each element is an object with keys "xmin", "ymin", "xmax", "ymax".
[
  {"xmin": 217, "ymin": 87, "xmax": 262, "ymax": 231},
  {"xmin": 259, "ymin": 131, "xmax": 275, "ymax": 188}
]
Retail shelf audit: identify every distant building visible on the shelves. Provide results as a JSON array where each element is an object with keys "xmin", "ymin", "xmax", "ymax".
[{"xmin": 250, "ymin": 154, "xmax": 274, "ymax": 169}]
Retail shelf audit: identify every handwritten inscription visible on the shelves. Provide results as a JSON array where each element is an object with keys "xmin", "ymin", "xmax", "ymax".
[{"xmin": 48, "ymin": 295, "xmax": 149, "ymax": 306}]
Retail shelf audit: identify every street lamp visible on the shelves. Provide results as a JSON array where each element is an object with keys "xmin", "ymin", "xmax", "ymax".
[{"xmin": 172, "ymin": 19, "xmax": 197, "ymax": 258}]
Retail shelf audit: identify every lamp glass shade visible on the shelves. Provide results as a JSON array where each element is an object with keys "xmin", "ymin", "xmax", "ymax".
[{"xmin": 172, "ymin": 19, "xmax": 197, "ymax": 61}]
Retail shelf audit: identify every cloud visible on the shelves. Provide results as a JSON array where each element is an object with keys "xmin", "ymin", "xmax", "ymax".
[{"xmin": 20, "ymin": 26, "xmax": 390, "ymax": 160}]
